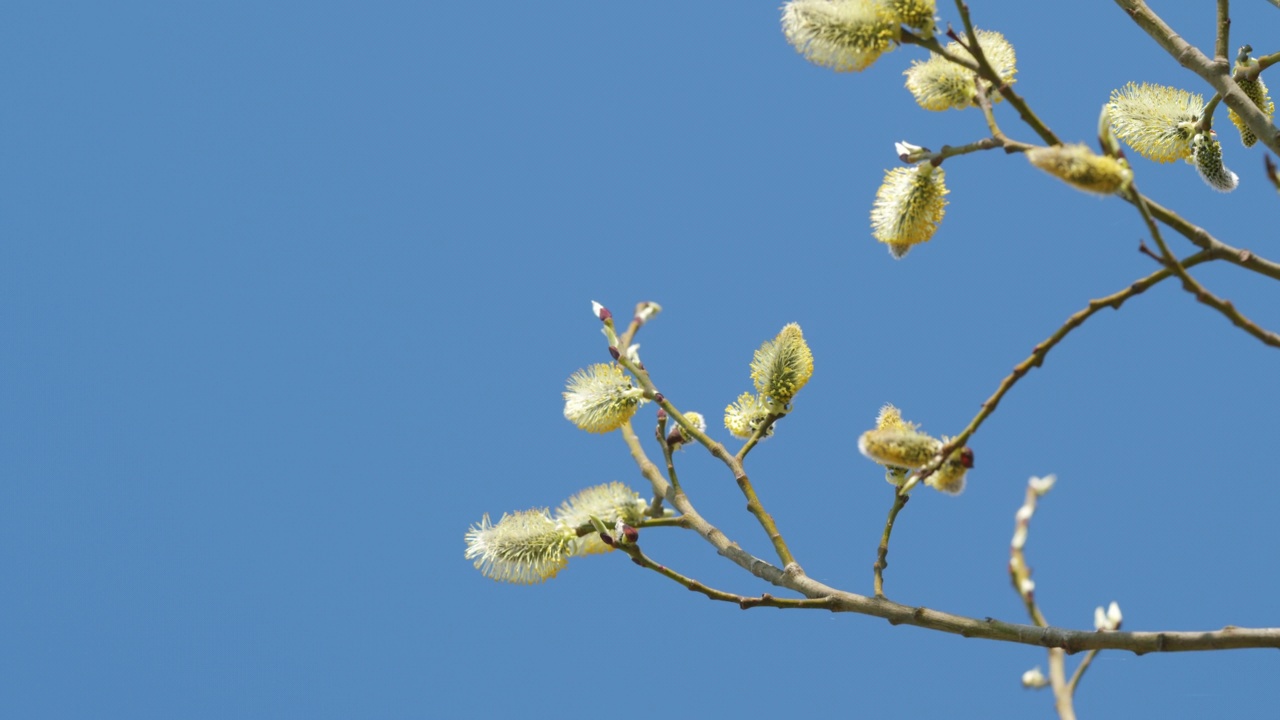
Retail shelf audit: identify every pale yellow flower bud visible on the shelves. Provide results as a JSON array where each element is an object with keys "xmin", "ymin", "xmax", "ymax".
[
  {"xmin": 904, "ymin": 29, "xmax": 1016, "ymax": 111},
  {"xmin": 556, "ymin": 482, "xmax": 648, "ymax": 556},
  {"xmin": 751, "ymin": 323, "xmax": 814, "ymax": 407},
  {"xmin": 1026, "ymin": 144, "xmax": 1132, "ymax": 195},
  {"xmin": 724, "ymin": 392, "xmax": 773, "ymax": 439},
  {"xmin": 1107, "ymin": 82, "xmax": 1202, "ymax": 163},
  {"xmin": 886, "ymin": 0, "xmax": 935, "ymax": 32},
  {"xmin": 464, "ymin": 509, "xmax": 576, "ymax": 584},
  {"xmin": 781, "ymin": 0, "xmax": 900, "ymax": 73},
  {"xmin": 1228, "ymin": 59, "xmax": 1275, "ymax": 148},
  {"xmin": 870, "ymin": 164, "xmax": 948, "ymax": 258},
  {"xmin": 925, "ymin": 443, "xmax": 974, "ymax": 495},
  {"xmin": 562, "ymin": 363, "xmax": 647, "ymax": 433},
  {"xmin": 858, "ymin": 428, "xmax": 940, "ymax": 468}
]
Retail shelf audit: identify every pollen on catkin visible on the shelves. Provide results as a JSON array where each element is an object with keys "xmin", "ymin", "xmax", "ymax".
[
  {"xmin": 870, "ymin": 164, "xmax": 948, "ymax": 258},
  {"xmin": 873, "ymin": 405, "xmax": 919, "ymax": 485},
  {"xmin": 674, "ymin": 411, "xmax": 707, "ymax": 445},
  {"xmin": 857, "ymin": 428, "xmax": 941, "ymax": 469},
  {"xmin": 751, "ymin": 323, "xmax": 814, "ymax": 406},
  {"xmin": 464, "ymin": 509, "xmax": 577, "ymax": 584},
  {"xmin": 885, "ymin": 0, "xmax": 935, "ymax": 31},
  {"xmin": 926, "ymin": 445, "xmax": 974, "ymax": 495},
  {"xmin": 781, "ymin": 0, "xmax": 900, "ymax": 73},
  {"xmin": 562, "ymin": 363, "xmax": 647, "ymax": 434},
  {"xmin": 1025, "ymin": 144, "xmax": 1132, "ymax": 195},
  {"xmin": 725, "ymin": 392, "xmax": 773, "ymax": 439},
  {"xmin": 1190, "ymin": 131, "xmax": 1239, "ymax": 192},
  {"xmin": 904, "ymin": 29, "xmax": 1016, "ymax": 111},
  {"xmin": 1107, "ymin": 82, "xmax": 1203, "ymax": 163},
  {"xmin": 1227, "ymin": 61, "xmax": 1275, "ymax": 147},
  {"xmin": 555, "ymin": 482, "xmax": 648, "ymax": 556}
]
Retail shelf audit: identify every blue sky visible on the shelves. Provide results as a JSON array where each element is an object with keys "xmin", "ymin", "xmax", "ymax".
[{"xmin": 2, "ymin": 1, "xmax": 1278, "ymax": 717}]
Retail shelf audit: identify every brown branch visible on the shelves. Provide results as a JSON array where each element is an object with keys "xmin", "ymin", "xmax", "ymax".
[
  {"xmin": 1128, "ymin": 188, "xmax": 1280, "ymax": 348},
  {"xmin": 904, "ymin": 249, "xmax": 1215, "ymax": 492},
  {"xmin": 872, "ymin": 488, "xmax": 910, "ymax": 598},
  {"xmin": 616, "ymin": 423, "xmax": 1280, "ymax": 653},
  {"xmin": 613, "ymin": 346, "xmax": 798, "ymax": 568},
  {"xmin": 1114, "ymin": 0, "xmax": 1280, "ymax": 156},
  {"xmin": 1216, "ymin": 0, "xmax": 1231, "ymax": 63}
]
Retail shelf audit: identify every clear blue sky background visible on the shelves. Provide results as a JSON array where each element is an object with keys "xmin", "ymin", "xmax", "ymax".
[{"xmin": 2, "ymin": 1, "xmax": 1277, "ymax": 718}]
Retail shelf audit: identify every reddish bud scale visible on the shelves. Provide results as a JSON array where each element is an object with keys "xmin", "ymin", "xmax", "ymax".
[
  {"xmin": 608, "ymin": 346, "xmax": 620, "ymax": 360},
  {"xmin": 598, "ymin": 307, "xmax": 612, "ymax": 321},
  {"xmin": 621, "ymin": 524, "xmax": 639, "ymax": 544}
]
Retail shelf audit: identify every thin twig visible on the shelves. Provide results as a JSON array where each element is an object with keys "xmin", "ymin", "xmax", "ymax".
[
  {"xmin": 613, "ymin": 351, "xmax": 798, "ymax": 568},
  {"xmin": 904, "ymin": 249, "xmax": 1214, "ymax": 492},
  {"xmin": 1065, "ymin": 650, "xmax": 1102, "ymax": 696},
  {"xmin": 952, "ymin": 0, "xmax": 1061, "ymax": 146},
  {"xmin": 1138, "ymin": 196, "xmax": 1280, "ymax": 281},
  {"xmin": 1128, "ymin": 188, "xmax": 1280, "ymax": 348},
  {"xmin": 873, "ymin": 489, "xmax": 910, "ymax": 598},
  {"xmin": 617, "ymin": 541, "xmax": 827, "ymax": 608}
]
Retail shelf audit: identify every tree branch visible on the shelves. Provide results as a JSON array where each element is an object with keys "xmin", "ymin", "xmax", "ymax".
[
  {"xmin": 617, "ymin": 423, "xmax": 1280, "ymax": 653},
  {"xmin": 1114, "ymin": 0, "xmax": 1280, "ymax": 156}
]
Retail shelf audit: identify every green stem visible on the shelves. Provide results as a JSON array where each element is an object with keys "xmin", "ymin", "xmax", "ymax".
[{"xmin": 872, "ymin": 489, "xmax": 910, "ymax": 598}]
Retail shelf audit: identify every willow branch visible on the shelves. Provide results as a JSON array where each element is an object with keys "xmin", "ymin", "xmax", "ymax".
[
  {"xmin": 613, "ymin": 350, "xmax": 798, "ymax": 567},
  {"xmin": 872, "ymin": 488, "xmax": 910, "ymax": 598},
  {"xmin": 1114, "ymin": 0, "xmax": 1280, "ymax": 156},
  {"xmin": 1128, "ymin": 188, "xmax": 1280, "ymax": 348},
  {"xmin": 1137, "ymin": 196, "xmax": 1280, "ymax": 281},
  {"xmin": 1065, "ymin": 650, "xmax": 1102, "ymax": 698},
  {"xmin": 904, "ymin": 249, "xmax": 1214, "ymax": 491},
  {"xmin": 1216, "ymin": 0, "xmax": 1230, "ymax": 63},
  {"xmin": 618, "ymin": 422, "xmax": 1280, "ymax": 652},
  {"xmin": 952, "ymin": 0, "xmax": 1061, "ymax": 146}
]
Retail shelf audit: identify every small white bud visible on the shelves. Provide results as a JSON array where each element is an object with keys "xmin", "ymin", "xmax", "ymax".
[
  {"xmin": 635, "ymin": 302, "xmax": 662, "ymax": 324},
  {"xmin": 1015, "ymin": 505, "xmax": 1034, "ymax": 523},
  {"xmin": 626, "ymin": 344, "xmax": 642, "ymax": 364},
  {"xmin": 1019, "ymin": 577, "xmax": 1035, "ymax": 595},
  {"xmin": 1107, "ymin": 601, "xmax": 1123, "ymax": 629},
  {"xmin": 896, "ymin": 137, "xmax": 926, "ymax": 159},
  {"xmin": 591, "ymin": 300, "xmax": 606, "ymax": 318},
  {"xmin": 1021, "ymin": 666, "xmax": 1048, "ymax": 689},
  {"xmin": 1028, "ymin": 474, "xmax": 1057, "ymax": 495},
  {"xmin": 1093, "ymin": 605, "xmax": 1120, "ymax": 631}
]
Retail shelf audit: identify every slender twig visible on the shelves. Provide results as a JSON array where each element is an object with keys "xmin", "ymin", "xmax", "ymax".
[
  {"xmin": 903, "ymin": 249, "xmax": 1214, "ymax": 492},
  {"xmin": 1195, "ymin": 91, "xmax": 1224, "ymax": 134},
  {"xmin": 1065, "ymin": 650, "xmax": 1102, "ymax": 696},
  {"xmin": 616, "ymin": 541, "xmax": 828, "ymax": 608},
  {"xmin": 952, "ymin": 0, "xmax": 1061, "ymax": 146},
  {"xmin": 735, "ymin": 412, "xmax": 782, "ymax": 461},
  {"xmin": 1128, "ymin": 188, "xmax": 1280, "ymax": 348},
  {"xmin": 872, "ymin": 489, "xmax": 910, "ymax": 598},
  {"xmin": 1216, "ymin": 0, "xmax": 1230, "ymax": 64},
  {"xmin": 1138, "ymin": 196, "xmax": 1280, "ymax": 281},
  {"xmin": 636, "ymin": 516, "xmax": 687, "ymax": 530},
  {"xmin": 655, "ymin": 410, "xmax": 681, "ymax": 497},
  {"xmin": 1008, "ymin": 476, "xmax": 1090, "ymax": 720},
  {"xmin": 612, "ymin": 344, "xmax": 798, "ymax": 567}
]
